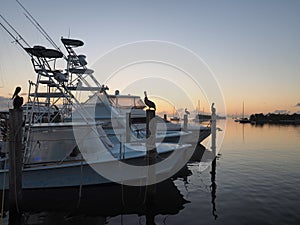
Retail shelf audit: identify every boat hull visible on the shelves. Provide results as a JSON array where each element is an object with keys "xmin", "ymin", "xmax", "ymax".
[{"xmin": 0, "ymin": 143, "xmax": 192, "ymax": 190}]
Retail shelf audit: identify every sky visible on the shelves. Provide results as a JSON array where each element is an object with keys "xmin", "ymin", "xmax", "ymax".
[{"xmin": 0, "ymin": 0, "xmax": 299, "ymax": 116}]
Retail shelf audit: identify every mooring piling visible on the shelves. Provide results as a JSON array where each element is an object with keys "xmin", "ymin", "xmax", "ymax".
[
  {"xmin": 126, "ymin": 112, "xmax": 131, "ymax": 143},
  {"xmin": 183, "ymin": 114, "xmax": 188, "ymax": 131},
  {"xmin": 211, "ymin": 103, "xmax": 217, "ymax": 158},
  {"xmin": 145, "ymin": 109, "xmax": 157, "ymax": 199},
  {"xmin": 8, "ymin": 109, "xmax": 23, "ymax": 225}
]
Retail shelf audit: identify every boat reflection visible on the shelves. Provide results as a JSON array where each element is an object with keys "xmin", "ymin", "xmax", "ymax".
[
  {"xmin": 1, "ymin": 144, "xmax": 219, "ymax": 225},
  {"xmin": 20, "ymin": 178, "xmax": 187, "ymax": 225},
  {"xmin": 174, "ymin": 143, "xmax": 219, "ymax": 220}
]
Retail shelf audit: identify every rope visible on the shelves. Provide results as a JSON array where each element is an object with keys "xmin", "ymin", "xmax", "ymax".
[
  {"xmin": 120, "ymin": 150, "xmax": 148, "ymax": 210},
  {"xmin": 76, "ymin": 158, "xmax": 83, "ymax": 208}
]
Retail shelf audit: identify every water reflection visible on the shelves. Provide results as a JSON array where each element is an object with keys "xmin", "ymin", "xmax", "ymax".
[
  {"xmin": 19, "ymin": 177, "xmax": 188, "ymax": 225},
  {"xmin": 174, "ymin": 144, "xmax": 219, "ymax": 221},
  {"xmin": 210, "ymin": 158, "xmax": 218, "ymax": 220},
  {"xmin": 225, "ymin": 119, "xmax": 300, "ymax": 150},
  {"xmin": 1, "ymin": 144, "xmax": 220, "ymax": 225}
]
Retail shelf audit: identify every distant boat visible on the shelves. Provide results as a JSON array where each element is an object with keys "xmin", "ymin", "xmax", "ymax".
[
  {"xmin": 195, "ymin": 113, "xmax": 212, "ymax": 122},
  {"xmin": 193, "ymin": 100, "xmax": 212, "ymax": 122},
  {"xmin": 170, "ymin": 106, "xmax": 180, "ymax": 122},
  {"xmin": 170, "ymin": 116, "xmax": 180, "ymax": 122},
  {"xmin": 239, "ymin": 118, "xmax": 251, "ymax": 123},
  {"xmin": 239, "ymin": 102, "xmax": 251, "ymax": 124}
]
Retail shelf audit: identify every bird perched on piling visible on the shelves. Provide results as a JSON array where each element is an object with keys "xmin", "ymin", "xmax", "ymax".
[
  {"xmin": 144, "ymin": 91, "xmax": 156, "ymax": 111},
  {"xmin": 12, "ymin": 86, "xmax": 23, "ymax": 109},
  {"xmin": 185, "ymin": 108, "xmax": 190, "ymax": 115}
]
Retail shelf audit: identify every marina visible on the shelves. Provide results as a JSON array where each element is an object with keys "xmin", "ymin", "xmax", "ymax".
[
  {"xmin": 0, "ymin": 1, "xmax": 299, "ymax": 224},
  {"xmin": 0, "ymin": 4, "xmax": 216, "ymax": 224},
  {"xmin": 0, "ymin": 28, "xmax": 209, "ymax": 190},
  {"xmin": 0, "ymin": 119, "xmax": 299, "ymax": 225}
]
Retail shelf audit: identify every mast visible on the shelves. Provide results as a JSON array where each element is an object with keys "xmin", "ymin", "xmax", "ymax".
[
  {"xmin": 242, "ymin": 101, "xmax": 245, "ymax": 118},
  {"xmin": 173, "ymin": 105, "xmax": 175, "ymax": 117}
]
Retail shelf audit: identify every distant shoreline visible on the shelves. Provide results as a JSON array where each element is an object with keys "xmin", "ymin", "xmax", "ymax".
[{"xmin": 249, "ymin": 113, "xmax": 300, "ymax": 125}]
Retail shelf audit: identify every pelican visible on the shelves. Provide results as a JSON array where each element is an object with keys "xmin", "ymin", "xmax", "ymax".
[
  {"xmin": 144, "ymin": 91, "xmax": 156, "ymax": 110},
  {"xmin": 185, "ymin": 108, "xmax": 190, "ymax": 115},
  {"xmin": 12, "ymin": 86, "xmax": 23, "ymax": 109}
]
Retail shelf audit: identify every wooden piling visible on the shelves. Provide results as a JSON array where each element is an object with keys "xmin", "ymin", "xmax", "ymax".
[
  {"xmin": 126, "ymin": 112, "xmax": 131, "ymax": 143},
  {"xmin": 210, "ymin": 103, "xmax": 218, "ymax": 219},
  {"xmin": 8, "ymin": 109, "xmax": 23, "ymax": 225},
  {"xmin": 146, "ymin": 109, "xmax": 157, "ymax": 158},
  {"xmin": 183, "ymin": 114, "xmax": 188, "ymax": 131},
  {"xmin": 163, "ymin": 114, "xmax": 167, "ymax": 121},
  {"xmin": 211, "ymin": 103, "xmax": 216, "ymax": 158},
  {"xmin": 145, "ymin": 110, "xmax": 157, "ymax": 199}
]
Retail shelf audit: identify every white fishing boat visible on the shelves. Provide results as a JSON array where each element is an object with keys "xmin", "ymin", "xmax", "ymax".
[
  {"xmin": 0, "ymin": 18, "xmax": 192, "ymax": 189},
  {"xmin": 63, "ymin": 38, "xmax": 210, "ymax": 145},
  {"xmin": 82, "ymin": 92, "xmax": 211, "ymax": 144}
]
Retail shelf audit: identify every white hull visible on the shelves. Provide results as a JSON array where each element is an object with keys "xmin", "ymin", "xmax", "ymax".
[
  {"xmin": 128, "ymin": 122, "xmax": 211, "ymax": 144},
  {"xmin": 181, "ymin": 124, "xmax": 211, "ymax": 144},
  {"xmin": 0, "ymin": 142, "xmax": 191, "ymax": 190}
]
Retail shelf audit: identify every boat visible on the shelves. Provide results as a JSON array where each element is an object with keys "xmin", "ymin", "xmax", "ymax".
[
  {"xmin": 195, "ymin": 113, "xmax": 212, "ymax": 122},
  {"xmin": 0, "ymin": 20, "xmax": 192, "ymax": 189},
  {"xmin": 83, "ymin": 92, "xmax": 211, "ymax": 144},
  {"xmin": 169, "ymin": 106, "xmax": 180, "ymax": 122},
  {"xmin": 170, "ymin": 116, "xmax": 180, "ymax": 122},
  {"xmin": 79, "ymin": 90, "xmax": 194, "ymax": 143},
  {"xmin": 239, "ymin": 102, "xmax": 251, "ymax": 124},
  {"xmin": 239, "ymin": 118, "xmax": 251, "ymax": 123},
  {"xmin": 59, "ymin": 32, "xmax": 210, "ymax": 146},
  {"xmin": 194, "ymin": 100, "xmax": 211, "ymax": 122}
]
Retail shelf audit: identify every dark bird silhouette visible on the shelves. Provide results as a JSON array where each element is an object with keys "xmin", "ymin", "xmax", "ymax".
[
  {"xmin": 185, "ymin": 108, "xmax": 190, "ymax": 115},
  {"xmin": 12, "ymin": 86, "xmax": 23, "ymax": 109},
  {"xmin": 144, "ymin": 91, "xmax": 156, "ymax": 111}
]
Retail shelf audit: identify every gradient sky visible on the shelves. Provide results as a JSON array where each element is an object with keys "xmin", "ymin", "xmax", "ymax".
[{"xmin": 0, "ymin": 0, "xmax": 299, "ymax": 116}]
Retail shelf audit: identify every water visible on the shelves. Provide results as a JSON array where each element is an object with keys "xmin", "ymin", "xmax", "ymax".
[{"xmin": 2, "ymin": 119, "xmax": 300, "ymax": 224}]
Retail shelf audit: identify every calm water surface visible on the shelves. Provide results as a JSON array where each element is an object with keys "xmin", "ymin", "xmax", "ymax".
[{"xmin": 3, "ymin": 119, "xmax": 300, "ymax": 225}]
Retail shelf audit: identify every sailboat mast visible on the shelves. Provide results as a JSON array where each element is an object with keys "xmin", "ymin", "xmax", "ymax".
[{"xmin": 242, "ymin": 101, "xmax": 245, "ymax": 118}]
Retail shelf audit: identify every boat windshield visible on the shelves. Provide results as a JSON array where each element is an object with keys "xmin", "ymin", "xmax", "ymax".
[{"xmin": 108, "ymin": 95, "xmax": 146, "ymax": 109}]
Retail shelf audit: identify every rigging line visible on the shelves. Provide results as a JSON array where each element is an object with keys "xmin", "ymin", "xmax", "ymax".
[
  {"xmin": 76, "ymin": 158, "xmax": 83, "ymax": 209},
  {"xmin": 23, "ymin": 13, "xmax": 55, "ymax": 49},
  {"xmin": 22, "ymin": 12, "xmax": 67, "ymax": 60},
  {"xmin": 0, "ymin": 15, "xmax": 43, "ymax": 69},
  {"xmin": 0, "ymin": 16, "xmax": 28, "ymax": 49},
  {"xmin": 0, "ymin": 14, "xmax": 31, "ymax": 48},
  {"xmin": 15, "ymin": 0, "xmax": 62, "ymax": 53}
]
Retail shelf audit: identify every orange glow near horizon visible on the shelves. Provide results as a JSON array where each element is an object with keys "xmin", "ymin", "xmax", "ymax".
[
  {"xmin": 225, "ymin": 99, "xmax": 300, "ymax": 116},
  {"xmin": 1, "ymin": 85, "xmax": 299, "ymax": 116}
]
